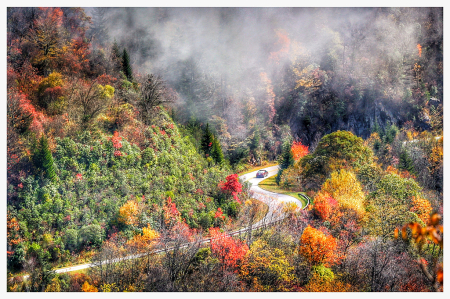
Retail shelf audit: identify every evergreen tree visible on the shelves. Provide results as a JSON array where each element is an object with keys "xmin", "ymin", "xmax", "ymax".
[
  {"xmin": 249, "ymin": 129, "xmax": 261, "ymax": 164},
  {"xmin": 122, "ymin": 48, "xmax": 133, "ymax": 81},
  {"xmin": 279, "ymin": 138, "xmax": 294, "ymax": 170},
  {"xmin": 32, "ymin": 135, "xmax": 56, "ymax": 182},
  {"xmin": 398, "ymin": 150, "xmax": 416, "ymax": 175},
  {"xmin": 110, "ymin": 39, "xmax": 122, "ymax": 74},
  {"xmin": 383, "ymin": 121, "xmax": 399, "ymax": 144},
  {"xmin": 277, "ymin": 138, "xmax": 294, "ymax": 185},
  {"xmin": 211, "ymin": 137, "xmax": 224, "ymax": 165},
  {"xmin": 372, "ymin": 116, "xmax": 380, "ymax": 135},
  {"xmin": 200, "ymin": 123, "xmax": 214, "ymax": 157}
]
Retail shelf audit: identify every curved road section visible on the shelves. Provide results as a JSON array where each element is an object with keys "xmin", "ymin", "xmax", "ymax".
[
  {"xmin": 240, "ymin": 165, "xmax": 303, "ymax": 227},
  {"xmin": 22, "ymin": 165, "xmax": 303, "ymax": 277}
]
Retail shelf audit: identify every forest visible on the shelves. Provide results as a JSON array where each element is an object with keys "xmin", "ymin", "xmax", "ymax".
[{"xmin": 6, "ymin": 7, "xmax": 443, "ymax": 292}]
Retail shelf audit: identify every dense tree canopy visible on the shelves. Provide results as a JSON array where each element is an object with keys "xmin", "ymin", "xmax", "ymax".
[{"xmin": 6, "ymin": 7, "xmax": 443, "ymax": 293}]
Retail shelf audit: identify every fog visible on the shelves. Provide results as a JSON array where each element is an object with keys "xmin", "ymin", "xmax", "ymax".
[{"xmin": 85, "ymin": 7, "xmax": 442, "ymax": 128}]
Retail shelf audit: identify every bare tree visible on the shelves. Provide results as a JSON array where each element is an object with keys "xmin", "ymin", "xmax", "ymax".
[
  {"xmin": 66, "ymin": 79, "xmax": 113, "ymax": 128},
  {"xmin": 137, "ymin": 74, "xmax": 176, "ymax": 124}
]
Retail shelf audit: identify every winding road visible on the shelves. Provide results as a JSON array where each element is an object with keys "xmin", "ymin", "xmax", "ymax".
[
  {"xmin": 21, "ymin": 165, "xmax": 305, "ymax": 278},
  {"xmin": 240, "ymin": 165, "xmax": 303, "ymax": 227}
]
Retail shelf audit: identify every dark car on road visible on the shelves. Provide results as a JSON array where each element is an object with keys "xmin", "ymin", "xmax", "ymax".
[{"xmin": 256, "ymin": 170, "xmax": 269, "ymax": 178}]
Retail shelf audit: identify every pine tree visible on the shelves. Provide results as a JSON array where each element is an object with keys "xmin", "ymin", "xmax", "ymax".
[
  {"xmin": 398, "ymin": 150, "xmax": 416, "ymax": 175},
  {"xmin": 200, "ymin": 123, "xmax": 214, "ymax": 157},
  {"xmin": 111, "ymin": 40, "xmax": 122, "ymax": 74},
  {"xmin": 211, "ymin": 136, "xmax": 224, "ymax": 164},
  {"xmin": 112, "ymin": 40, "xmax": 121, "ymax": 59},
  {"xmin": 277, "ymin": 138, "xmax": 294, "ymax": 185},
  {"xmin": 32, "ymin": 135, "xmax": 56, "ymax": 182},
  {"xmin": 279, "ymin": 138, "xmax": 294, "ymax": 170},
  {"xmin": 122, "ymin": 48, "xmax": 133, "ymax": 81},
  {"xmin": 372, "ymin": 116, "xmax": 380, "ymax": 135}
]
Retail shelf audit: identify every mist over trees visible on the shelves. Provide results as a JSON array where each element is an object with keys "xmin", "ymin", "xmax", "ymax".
[{"xmin": 87, "ymin": 7, "xmax": 442, "ymax": 160}]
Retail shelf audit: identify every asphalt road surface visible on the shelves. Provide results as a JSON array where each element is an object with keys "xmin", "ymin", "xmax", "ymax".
[{"xmin": 239, "ymin": 165, "xmax": 303, "ymax": 227}]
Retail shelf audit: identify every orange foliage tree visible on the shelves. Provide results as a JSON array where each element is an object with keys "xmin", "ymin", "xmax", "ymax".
[
  {"xmin": 269, "ymin": 29, "xmax": 291, "ymax": 63},
  {"xmin": 291, "ymin": 140, "xmax": 309, "ymax": 161},
  {"xmin": 28, "ymin": 8, "xmax": 65, "ymax": 72},
  {"xmin": 7, "ymin": 214, "xmax": 21, "ymax": 249},
  {"xmin": 299, "ymin": 226, "xmax": 340, "ymax": 267},
  {"xmin": 81, "ymin": 281, "xmax": 98, "ymax": 292},
  {"xmin": 395, "ymin": 213, "xmax": 443, "ymax": 291},
  {"xmin": 410, "ymin": 196, "xmax": 432, "ymax": 225}
]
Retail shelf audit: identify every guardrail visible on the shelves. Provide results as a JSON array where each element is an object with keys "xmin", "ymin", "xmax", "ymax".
[
  {"xmin": 298, "ymin": 193, "xmax": 311, "ymax": 210},
  {"xmin": 17, "ymin": 165, "xmax": 305, "ymax": 279}
]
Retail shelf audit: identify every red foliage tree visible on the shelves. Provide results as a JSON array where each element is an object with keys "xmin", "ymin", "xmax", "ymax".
[
  {"xmin": 218, "ymin": 174, "xmax": 243, "ymax": 203},
  {"xmin": 214, "ymin": 207, "xmax": 225, "ymax": 219},
  {"xmin": 162, "ymin": 197, "xmax": 182, "ymax": 229},
  {"xmin": 111, "ymin": 131, "xmax": 122, "ymax": 149},
  {"xmin": 313, "ymin": 191, "xmax": 337, "ymax": 220},
  {"xmin": 210, "ymin": 227, "xmax": 249, "ymax": 273},
  {"xmin": 16, "ymin": 91, "xmax": 47, "ymax": 135}
]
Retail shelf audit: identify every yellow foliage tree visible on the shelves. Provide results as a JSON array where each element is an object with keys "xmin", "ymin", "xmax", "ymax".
[
  {"xmin": 293, "ymin": 64, "xmax": 323, "ymax": 93},
  {"xmin": 303, "ymin": 272, "xmax": 355, "ymax": 292},
  {"xmin": 127, "ymin": 224, "xmax": 159, "ymax": 250},
  {"xmin": 428, "ymin": 139, "xmax": 443, "ymax": 176},
  {"xmin": 240, "ymin": 239, "xmax": 295, "ymax": 291},
  {"xmin": 81, "ymin": 281, "xmax": 98, "ymax": 292},
  {"xmin": 119, "ymin": 200, "xmax": 139, "ymax": 226},
  {"xmin": 321, "ymin": 169, "xmax": 365, "ymax": 217},
  {"xmin": 44, "ymin": 278, "xmax": 61, "ymax": 292},
  {"xmin": 99, "ymin": 283, "xmax": 119, "ymax": 292}
]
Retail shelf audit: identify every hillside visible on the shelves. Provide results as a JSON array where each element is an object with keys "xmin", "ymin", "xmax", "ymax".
[{"xmin": 7, "ymin": 7, "xmax": 443, "ymax": 293}]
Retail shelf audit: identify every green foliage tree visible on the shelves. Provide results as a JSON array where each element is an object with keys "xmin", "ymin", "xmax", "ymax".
[
  {"xmin": 279, "ymin": 138, "xmax": 294, "ymax": 170},
  {"xmin": 382, "ymin": 121, "xmax": 399, "ymax": 144},
  {"xmin": 301, "ymin": 130, "xmax": 373, "ymax": 188},
  {"xmin": 200, "ymin": 123, "xmax": 214, "ymax": 157},
  {"xmin": 25, "ymin": 243, "xmax": 55, "ymax": 292},
  {"xmin": 8, "ymin": 242, "xmax": 26, "ymax": 271},
  {"xmin": 398, "ymin": 149, "xmax": 416, "ymax": 175},
  {"xmin": 210, "ymin": 136, "xmax": 224, "ymax": 165},
  {"xmin": 372, "ymin": 173, "xmax": 422, "ymax": 204},
  {"xmin": 122, "ymin": 48, "xmax": 133, "ymax": 81},
  {"xmin": 276, "ymin": 138, "xmax": 294, "ymax": 185},
  {"xmin": 79, "ymin": 224, "xmax": 103, "ymax": 248},
  {"xmin": 32, "ymin": 134, "xmax": 57, "ymax": 182}
]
